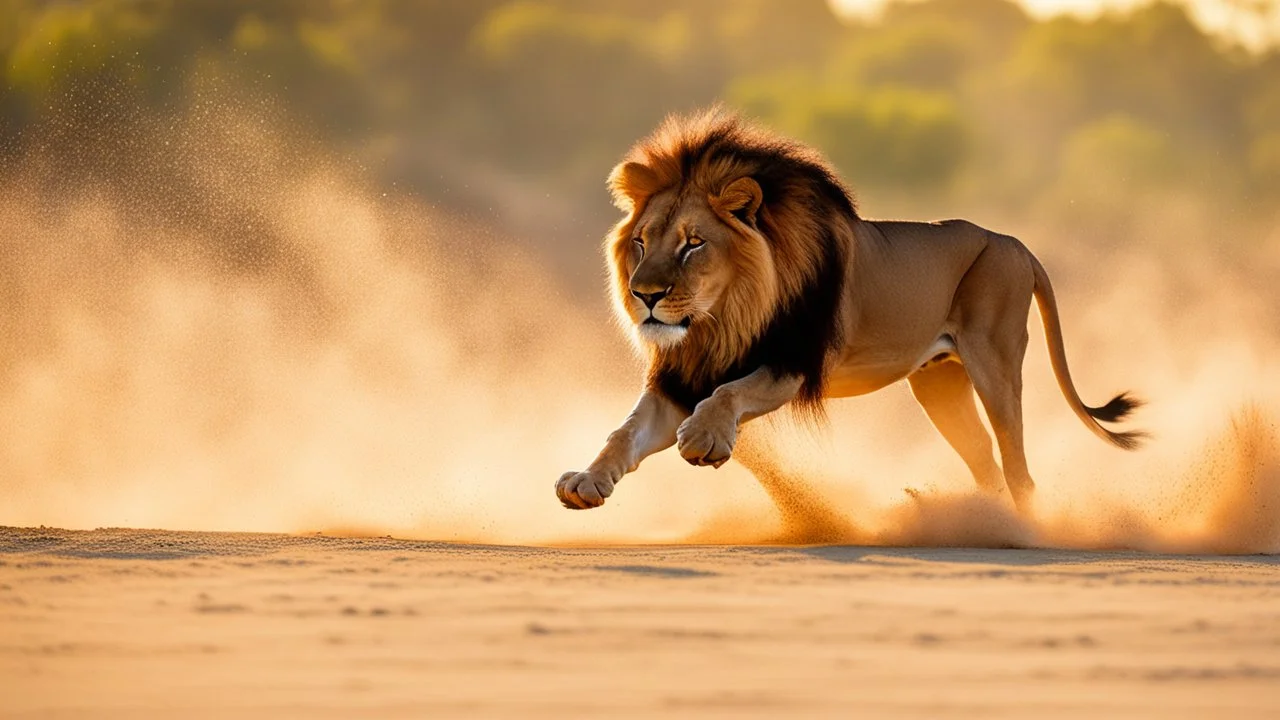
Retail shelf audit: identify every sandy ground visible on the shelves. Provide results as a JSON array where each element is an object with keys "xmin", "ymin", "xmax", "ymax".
[{"xmin": 2, "ymin": 527, "xmax": 1278, "ymax": 718}]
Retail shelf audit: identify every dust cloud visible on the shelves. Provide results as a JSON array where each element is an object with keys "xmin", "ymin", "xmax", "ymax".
[{"xmin": 2, "ymin": 105, "xmax": 1277, "ymax": 553}]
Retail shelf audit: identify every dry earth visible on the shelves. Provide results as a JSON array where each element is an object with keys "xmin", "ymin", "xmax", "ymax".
[{"xmin": 2, "ymin": 526, "xmax": 1278, "ymax": 718}]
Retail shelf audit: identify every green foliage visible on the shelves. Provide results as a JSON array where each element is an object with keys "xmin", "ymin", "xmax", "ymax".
[
  {"xmin": 1, "ymin": 0, "xmax": 1276, "ymax": 233},
  {"xmin": 1061, "ymin": 114, "xmax": 1179, "ymax": 185},
  {"xmin": 730, "ymin": 73, "xmax": 965, "ymax": 189},
  {"xmin": 474, "ymin": 1, "xmax": 691, "ymax": 67},
  {"xmin": 6, "ymin": 2, "xmax": 160, "ymax": 93},
  {"xmin": 1009, "ymin": 4, "xmax": 1240, "ymax": 143}
]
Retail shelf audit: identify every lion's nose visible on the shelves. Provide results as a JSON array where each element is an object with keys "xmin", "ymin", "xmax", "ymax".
[{"xmin": 631, "ymin": 286, "xmax": 672, "ymax": 310}]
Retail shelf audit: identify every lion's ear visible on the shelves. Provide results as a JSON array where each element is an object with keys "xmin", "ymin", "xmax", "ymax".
[
  {"xmin": 608, "ymin": 161, "xmax": 660, "ymax": 211},
  {"xmin": 712, "ymin": 177, "xmax": 763, "ymax": 228}
]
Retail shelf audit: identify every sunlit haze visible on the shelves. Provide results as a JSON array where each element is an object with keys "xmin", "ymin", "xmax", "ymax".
[
  {"xmin": 832, "ymin": 0, "xmax": 1280, "ymax": 50},
  {"xmin": 4, "ymin": 2, "xmax": 1279, "ymax": 716}
]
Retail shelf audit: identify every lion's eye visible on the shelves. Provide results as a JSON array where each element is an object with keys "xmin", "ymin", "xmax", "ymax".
[
  {"xmin": 632, "ymin": 237, "xmax": 644, "ymax": 253},
  {"xmin": 678, "ymin": 236, "xmax": 704, "ymax": 263}
]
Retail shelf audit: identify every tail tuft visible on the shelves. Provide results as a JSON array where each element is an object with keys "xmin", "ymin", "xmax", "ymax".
[
  {"xmin": 1087, "ymin": 392, "xmax": 1143, "ymax": 424},
  {"xmin": 1087, "ymin": 392, "xmax": 1147, "ymax": 449},
  {"xmin": 1102, "ymin": 427, "xmax": 1149, "ymax": 451}
]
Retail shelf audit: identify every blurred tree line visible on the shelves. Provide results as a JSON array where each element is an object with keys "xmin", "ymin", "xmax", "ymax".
[{"xmin": 2, "ymin": 0, "xmax": 1278, "ymax": 257}]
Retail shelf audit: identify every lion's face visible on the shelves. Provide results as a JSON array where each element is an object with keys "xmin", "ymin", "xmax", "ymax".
[{"xmin": 616, "ymin": 177, "xmax": 775, "ymax": 350}]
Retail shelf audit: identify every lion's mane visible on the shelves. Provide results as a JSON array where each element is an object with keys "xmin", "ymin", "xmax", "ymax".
[{"xmin": 606, "ymin": 108, "xmax": 857, "ymax": 416}]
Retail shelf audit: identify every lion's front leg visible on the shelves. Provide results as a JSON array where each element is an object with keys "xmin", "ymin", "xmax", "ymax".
[
  {"xmin": 677, "ymin": 367, "xmax": 803, "ymax": 468},
  {"xmin": 557, "ymin": 389, "xmax": 686, "ymax": 510},
  {"xmin": 676, "ymin": 398, "xmax": 738, "ymax": 468}
]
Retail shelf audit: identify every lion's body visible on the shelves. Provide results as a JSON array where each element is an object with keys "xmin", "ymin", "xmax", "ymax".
[
  {"xmin": 826, "ymin": 219, "xmax": 995, "ymax": 398},
  {"xmin": 555, "ymin": 108, "xmax": 1144, "ymax": 512}
]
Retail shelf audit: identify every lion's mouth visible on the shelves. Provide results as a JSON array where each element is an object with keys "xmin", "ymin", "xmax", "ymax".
[
  {"xmin": 642, "ymin": 316, "xmax": 692, "ymax": 328},
  {"xmin": 637, "ymin": 316, "xmax": 690, "ymax": 349}
]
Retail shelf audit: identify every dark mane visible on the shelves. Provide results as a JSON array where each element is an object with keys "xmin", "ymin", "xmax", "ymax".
[{"xmin": 652, "ymin": 229, "xmax": 846, "ymax": 419}]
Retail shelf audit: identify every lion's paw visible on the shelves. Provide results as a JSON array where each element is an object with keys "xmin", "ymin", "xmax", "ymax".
[
  {"xmin": 556, "ymin": 470, "xmax": 615, "ymax": 510},
  {"xmin": 677, "ymin": 414, "xmax": 736, "ymax": 468}
]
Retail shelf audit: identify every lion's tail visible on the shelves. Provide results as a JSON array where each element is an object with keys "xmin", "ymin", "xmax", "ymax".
[{"xmin": 1030, "ymin": 254, "xmax": 1147, "ymax": 450}]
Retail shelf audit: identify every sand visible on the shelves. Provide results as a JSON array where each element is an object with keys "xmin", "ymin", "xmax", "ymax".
[{"xmin": 3, "ymin": 526, "xmax": 1278, "ymax": 718}]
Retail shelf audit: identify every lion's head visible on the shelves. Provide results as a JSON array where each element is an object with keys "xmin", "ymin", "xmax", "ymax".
[
  {"xmin": 609, "ymin": 169, "xmax": 772, "ymax": 350},
  {"xmin": 604, "ymin": 107, "xmax": 857, "ymax": 413}
]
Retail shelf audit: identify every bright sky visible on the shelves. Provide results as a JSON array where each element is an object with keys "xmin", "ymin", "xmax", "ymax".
[{"xmin": 829, "ymin": 0, "xmax": 1280, "ymax": 51}]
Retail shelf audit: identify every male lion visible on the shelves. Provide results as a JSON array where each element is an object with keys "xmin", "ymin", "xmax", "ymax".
[{"xmin": 556, "ymin": 108, "xmax": 1143, "ymax": 513}]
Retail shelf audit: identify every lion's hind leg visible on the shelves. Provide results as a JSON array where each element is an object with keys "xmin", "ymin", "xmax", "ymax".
[
  {"xmin": 958, "ymin": 339, "xmax": 1035, "ymax": 513},
  {"xmin": 908, "ymin": 359, "xmax": 1005, "ymax": 494},
  {"xmin": 949, "ymin": 237, "xmax": 1038, "ymax": 512}
]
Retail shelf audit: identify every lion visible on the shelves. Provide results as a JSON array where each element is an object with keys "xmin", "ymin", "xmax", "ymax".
[{"xmin": 556, "ymin": 107, "xmax": 1144, "ymax": 513}]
